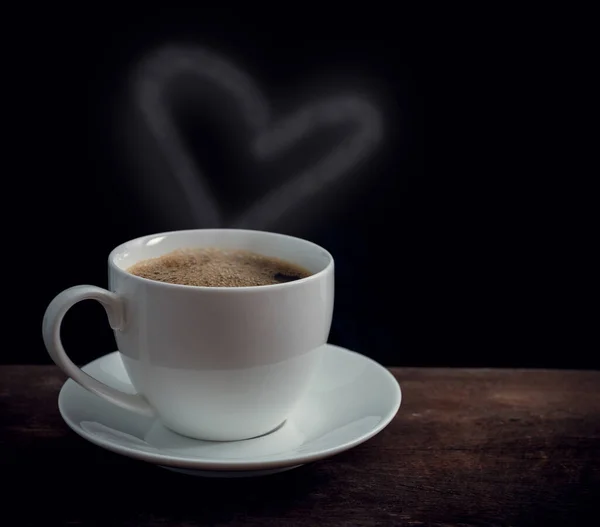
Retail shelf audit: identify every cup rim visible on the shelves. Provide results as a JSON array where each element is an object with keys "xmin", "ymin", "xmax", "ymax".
[{"xmin": 108, "ymin": 228, "xmax": 334, "ymax": 292}]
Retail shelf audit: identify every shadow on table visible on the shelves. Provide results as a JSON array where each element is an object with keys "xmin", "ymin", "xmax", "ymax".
[{"xmin": 4, "ymin": 437, "xmax": 345, "ymax": 525}]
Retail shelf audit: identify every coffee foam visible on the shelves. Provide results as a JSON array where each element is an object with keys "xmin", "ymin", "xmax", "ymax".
[{"xmin": 127, "ymin": 248, "xmax": 311, "ymax": 287}]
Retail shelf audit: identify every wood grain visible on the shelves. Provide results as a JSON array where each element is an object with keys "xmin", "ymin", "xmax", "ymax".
[{"xmin": 1, "ymin": 366, "xmax": 599, "ymax": 526}]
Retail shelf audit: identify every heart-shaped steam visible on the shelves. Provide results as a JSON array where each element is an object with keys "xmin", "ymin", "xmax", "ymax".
[{"xmin": 121, "ymin": 45, "xmax": 383, "ymax": 232}]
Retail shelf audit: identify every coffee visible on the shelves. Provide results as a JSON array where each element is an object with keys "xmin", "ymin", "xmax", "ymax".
[{"xmin": 127, "ymin": 248, "xmax": 312, "ymax": 287}]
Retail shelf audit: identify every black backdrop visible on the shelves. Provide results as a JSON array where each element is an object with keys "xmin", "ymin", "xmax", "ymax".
[{"xmin": 8, "ymin": 7, "xmax": 593, "ymax": 369}]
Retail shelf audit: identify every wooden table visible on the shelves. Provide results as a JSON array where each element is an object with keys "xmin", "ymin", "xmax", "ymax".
[{"xmin": 2, "ymin": 366, "xmax": 599, "ymax": 526}]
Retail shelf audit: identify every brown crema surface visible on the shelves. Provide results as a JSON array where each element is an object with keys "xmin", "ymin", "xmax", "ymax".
[{"xmin": 127, "ymin": 248, "xmax": 311, "ymax": 287}]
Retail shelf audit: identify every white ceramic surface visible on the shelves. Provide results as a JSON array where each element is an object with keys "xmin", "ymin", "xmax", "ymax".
[
  {"xmin": 58, "ymin": 344, "xmax": 401, "ymax": 476},
  {"xmin": 43, "ymin": 229, "xmax": 334, "ymax": 441}
]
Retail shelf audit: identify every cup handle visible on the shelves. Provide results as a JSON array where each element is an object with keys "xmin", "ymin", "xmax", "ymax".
[{"xmin": 42, "ymin": 285, "xmax": 154, "ymax": 416}]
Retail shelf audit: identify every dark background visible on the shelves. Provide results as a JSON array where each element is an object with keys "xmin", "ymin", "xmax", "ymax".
[{"xmin": 8, "ymin": 7, "xmax": 592, "ymax": 369}]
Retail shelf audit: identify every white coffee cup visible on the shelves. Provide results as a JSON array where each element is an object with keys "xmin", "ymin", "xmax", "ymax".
[{"xmin": 42, "ymin": 229, "xmax": 334, "ymax": 441}]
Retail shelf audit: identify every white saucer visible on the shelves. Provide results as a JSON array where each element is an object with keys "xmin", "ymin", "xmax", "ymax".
[{"xmin": 58, "ymin": 344, "xmax": 401, "ymax": 477}]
